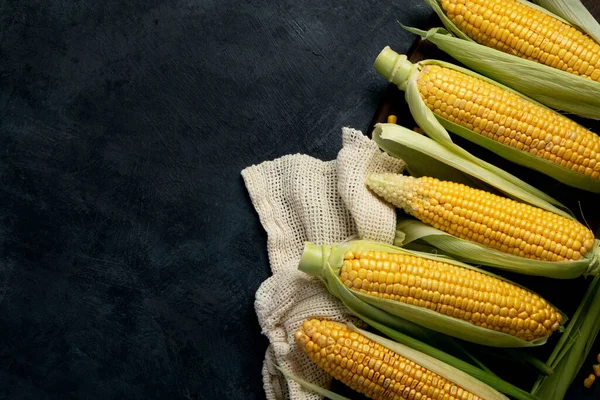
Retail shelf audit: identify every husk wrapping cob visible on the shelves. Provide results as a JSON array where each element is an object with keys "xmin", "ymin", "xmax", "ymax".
[
  {"xmin": 374, "ymin": 46, "xmax": 600, "ymax": 193},
  {"xmin": 412, "ymin": 0, "xmax": 600, "ymax": 120},
  {"xmin": 299, "ymin": 240, "xmax": 564, "ymax": 347},
  {"xmin": 370, "ymin": 122, "xmax": 600, "ymax": 278}
]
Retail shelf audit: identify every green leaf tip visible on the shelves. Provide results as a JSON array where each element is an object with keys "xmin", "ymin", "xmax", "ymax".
[{"xmin": 274, "ymin": 365, "xmax": 351, "ymax": 400}]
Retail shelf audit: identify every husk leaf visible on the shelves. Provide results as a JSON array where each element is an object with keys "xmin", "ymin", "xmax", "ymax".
[
  {"xmin": 404, "ymin": 26, "xmax": 600, "ymax": 120},
  {"xmin": 372, "ymin": 123, "xmax": 572, "ymax": 219},
  {"xmin": 355, "ymin": 326, "xmax": 509, "ymax": 400},
  {"xmin": 395, "ymin": 219, "xmax": 597, "ymax": 279},
  {"xmin": 533, "ymin": 0, "xmax": 600, "ymax": 44},
  {"xmin": 532, "ymin": 277, "xmax": 600, "ymax": 399},
  {"xmin": 275, "ymin": 365, "xmax": 351, "ymax": 400}
]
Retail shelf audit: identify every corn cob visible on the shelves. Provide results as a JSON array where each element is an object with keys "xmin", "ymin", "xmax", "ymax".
[
  {"xmin": 417, "ymin": 64, "xmax": 600, "ymax": 179},
  {"xmin": 340, "ymin": 249, "xmax": 561, "ymax": 342},
  {"xmin": 440, "ymin": 0, "xmax": 600, "ymax": 82},
  {"xmin": 367, "ymin": 174, "xmax": 595, "ymax": 262},
  {"xmin": 295, "ymin": 319, "xmax": 485, "ymax": 400}
]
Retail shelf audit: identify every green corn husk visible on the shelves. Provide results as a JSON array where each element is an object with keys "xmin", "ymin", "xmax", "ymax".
[
  {"xmin": 370, "ymin": 122, "xmax": 571, "ymax": 218},
  {"xmin": 275, "ymin": 365, "xmax": 351, "ymax": 400},
  {"xmin": 374, "ymin": 46, "xmax": 600, "ymax": 193},
  {"xmin": 531, "ymin": 276, "xmax": 600, "ymax": 399},
  {"xmin": 371, "ymin": 123, "xmax": 600, "ymax": 278},
  {"xmin": 356, "ymin": 326, "xmax": 509, "ymax": 400},
  {"xmin": 411, "ymin": 0, "xmax": 600, "ymax": 120},
  {"xmin": 299, "ymin": 240, "xmax": 562, "ymax": 348},
  {"xmin": 395, "ymin": 219, "xmax": 600, "ymax": 279},
  {"xmin": 296, "ymin": 241, "xmax": 542, "ymax": 399},
  {"xmin": 533, "ymin": 0, "xmax": 600, "ymax": 45}
]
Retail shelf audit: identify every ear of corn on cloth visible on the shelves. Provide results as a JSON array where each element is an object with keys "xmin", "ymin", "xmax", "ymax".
[{"xmin": 241, "ymin": 128, "xmax": 405, "ymax": 399}]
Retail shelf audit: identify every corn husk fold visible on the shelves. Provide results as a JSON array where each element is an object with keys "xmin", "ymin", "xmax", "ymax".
[
  {"xmin": 355, "ymin": 326, "xmax": 509, "ymax": 400},
  {"xmin": 371, "ymin": 122, "xmax": 572, "ymax": 219},
  {"xmin": 281, "ymin": 323, "xmax": 511, "ymax": 400},
  {"xmin": 531, "ymin": 276, "xmax": 600, "ymax": 399},
  {"xmin": 371, "ymin": 123, "xmax": 600, "ymax": 278},
  {"xmin": 395, "ymin": 219, "xmax": 600, "ymax": 279},
  {"xmin": 375, "ymin": 45, "xmax": 600, "ymax": 193},
  {"xmin": 275, "ymin": 365, "xmax": 351, "ymax": 400},
  {"xmin": 405, "ymin": 6, "xmax": 600, "ymax": 120},
  {"xmin": 299, "ymin": 240, "xmax": 558, "ymax": 347},
  {"xmin": 533, "ymin": 0, "xmax": 600, "ymax": 45}
]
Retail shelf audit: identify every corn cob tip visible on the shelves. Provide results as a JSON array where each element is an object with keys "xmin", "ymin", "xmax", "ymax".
[
  {"xmin": 374, "ymin": 47, "xmax": 413, "ymax": 88},
  {"xmin": 367, "ymin": 173, "xmax": 417, "ymax": 213}
]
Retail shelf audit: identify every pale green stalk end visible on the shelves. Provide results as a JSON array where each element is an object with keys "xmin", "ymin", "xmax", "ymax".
[
  {"xmin": 298, "ymin": 242, "xmax": 325, "ymax": 277},
  {"xmin": 373, "ymin": 46, "xmax": 414, "ymax": 90}
]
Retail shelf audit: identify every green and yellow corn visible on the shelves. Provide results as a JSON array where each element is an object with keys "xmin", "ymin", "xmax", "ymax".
[
  {"xmin": 367, "ymin": 174, "xmax": 595, "ymax": 262},
  {"xmin": 295, "ymin": 319, "xmax": 485, "ymax": 400},
  {"xmin": 340, "ymin": 249, "xmax": 561, "ymax": 342},
  {"xmin": 416, "ymin": 64, "xmax": 600, "ymax": 179},
  {"xmin": 440, "ymin": 0, "xmax": 600, "ymax": 81}
]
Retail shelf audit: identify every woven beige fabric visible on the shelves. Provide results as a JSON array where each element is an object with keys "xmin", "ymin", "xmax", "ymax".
[{"xmin": 241, "ymin": 127, "xmax": 405, "ymax": 399}]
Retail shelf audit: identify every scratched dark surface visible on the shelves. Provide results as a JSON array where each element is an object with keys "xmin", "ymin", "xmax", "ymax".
[
  {"xmin": 0, "ymin": 0, "xmax": 434, "ymax": 399},
  {"xmin": 0, "ymin": 0, "xmax": 599, "ymax": 399}
]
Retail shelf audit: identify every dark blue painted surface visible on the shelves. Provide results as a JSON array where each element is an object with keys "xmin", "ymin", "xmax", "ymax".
[{"xmin": 0, "ymin": 0, "xmax": 597, "ymax": 398}]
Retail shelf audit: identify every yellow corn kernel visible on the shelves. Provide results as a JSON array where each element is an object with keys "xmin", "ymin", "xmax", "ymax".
[
  {"xmin": 387, "ymin": 114, "xmax": 398, "ymax": 124},
  {"xmin": 367, "ymin": 174, "xmax": 596, "ymax": 262},
  {"xmin": 441, "ymin": 0, "xmax": 600, "ymax": 82},
  {"xmin": 416, "ymin": 64, "xmax": 600, "ymax": 179},
  {"xmin": 584, "ymin": 373, "xmax": 596, "ymax": 389},
  {"xmin": 594, "ymin": 364, "xmax": 600, "ymax": 377},
  {"xmin": 295, "ymin": 319, "xmax": 483, "ymax": 400},
  {"xmin": 341, "ymin": 250, "xmax": 561, "ymax": 341}
]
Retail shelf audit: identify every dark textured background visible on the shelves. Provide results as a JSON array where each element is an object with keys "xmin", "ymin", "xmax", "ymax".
[{"xmin": 0, "ymin": 0, "xmax": 597, "ymax": 399}]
